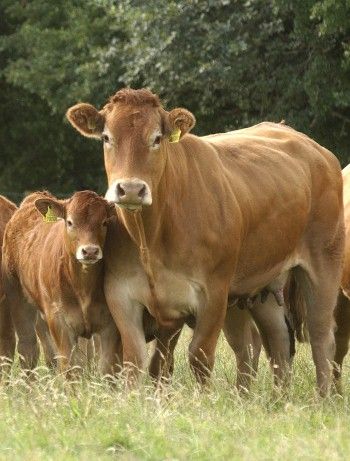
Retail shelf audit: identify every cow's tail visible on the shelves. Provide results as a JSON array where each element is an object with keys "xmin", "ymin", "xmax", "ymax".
[{"xmin": 286, "ymin": 267, "xmax": 309, "ymax": 343}]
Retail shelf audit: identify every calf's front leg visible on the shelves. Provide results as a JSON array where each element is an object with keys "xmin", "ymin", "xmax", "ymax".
[
  {"xmin": 35, "ymin": 313, "xmax": 57, "ymax": 368},
  {"xmin": 46, "ymin": 309, "xmax": 79, "ymax": 377}
]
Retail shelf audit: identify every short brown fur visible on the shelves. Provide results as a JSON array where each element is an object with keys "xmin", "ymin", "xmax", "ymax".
[
  {"xmin": 1, "ymin": 190, "xmax": 122, "ymax": 375},
  {"xmin": 0, "ymin": 196, "xmax": 17, "ymax": 368},
  {"xmin": 67, "ymin": 88, "xmax": 344, "ymax": 395},
  {"xmin": 333, "ymin": 165, "xmax": 350, "ymax": 392}
]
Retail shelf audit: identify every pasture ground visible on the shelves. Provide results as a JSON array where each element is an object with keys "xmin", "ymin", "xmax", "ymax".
[{"xmin": 0, "ymin": 328, "xmax": 350, "ymax": 460}]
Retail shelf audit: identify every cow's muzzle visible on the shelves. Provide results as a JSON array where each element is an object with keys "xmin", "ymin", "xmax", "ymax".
[
  {"xmin": 105, "ymin": 179, "xmax": 152, "ymax": 210},
  {"xmin": 76, "ymin": 245, "xmax": 103, "ymax": 265}
]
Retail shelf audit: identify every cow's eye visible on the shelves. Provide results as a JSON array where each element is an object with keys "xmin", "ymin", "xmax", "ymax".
[
  {"xmin": 101, "ymin": 133, "xmax": 110, "ymax": 143},
  {"xmin": 102, "ymin": 220, "xmax": 107, "ymax": 227},
  {"xmin": 151, "ymin": 135, "xmax": 162, "ymax": 150},
  {"xmin": 67, "ymin": 219, "xmax": 73, "ymax": 227}
]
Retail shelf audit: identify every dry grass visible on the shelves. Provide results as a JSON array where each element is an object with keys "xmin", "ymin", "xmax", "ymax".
[{"xmin": 0, "ymin": 328, "xmax": 350, "ymax": 460}]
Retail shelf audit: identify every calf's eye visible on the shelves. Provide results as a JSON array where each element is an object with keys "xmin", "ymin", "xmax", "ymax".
[
  {"xmin": 102, "ymin": 220, "xmax": 107, "ymax": 227},
  {"xmin": 67, "ymin": 219, "xmax": 73, "ymax": 227},
  {"xmin": 101, "ymin": 134, "xmax": 110, "ymax": 143},
  {"xmin": 151, "ymin": 135, "xmax": 162, "ymax": 150}
]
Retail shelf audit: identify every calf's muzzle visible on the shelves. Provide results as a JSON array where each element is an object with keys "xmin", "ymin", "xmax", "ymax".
[{"xmin": 76, "ymin": 244, "xmax": 102, "ymax": 264}]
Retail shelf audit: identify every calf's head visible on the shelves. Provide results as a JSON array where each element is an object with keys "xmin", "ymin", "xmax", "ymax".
[
  {"xmin": 35, "ymin": 191, "xmax": 115, "ymax": 265},
  {"xmin": 66, "ymin": 88, "xmax": 196, "ymax": 210}
]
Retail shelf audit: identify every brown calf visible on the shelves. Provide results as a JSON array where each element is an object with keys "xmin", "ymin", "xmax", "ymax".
[
  {"xmin": 1, "ymin": 190, "xmax": 121, "ymax": 375},
  {"xmin": 0, "ymin": 195, "xmax": 17, "ymax": 368},
  {"xmin": 67, "ymin": 88, "xmax": 344, "ymax": 395}
]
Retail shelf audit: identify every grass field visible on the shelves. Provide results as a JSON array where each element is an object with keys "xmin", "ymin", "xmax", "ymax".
[{"xmin": 1, "ymin": 328, "xmax": 350, "ymax": 461}]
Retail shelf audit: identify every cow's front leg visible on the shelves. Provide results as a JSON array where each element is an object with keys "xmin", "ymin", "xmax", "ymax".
[
  {"xmin": 104, "ymin": 281, "xmax": 147, "ymax": 383},
  {"xmin": 189, "ymin": 283, "xmax": 227, "ymax": 384}
]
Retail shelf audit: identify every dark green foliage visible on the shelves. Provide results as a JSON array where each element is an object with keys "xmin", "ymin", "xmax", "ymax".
[{"xmin": 0, "ymin": 0, "xmax": 349, "ymax": 198}]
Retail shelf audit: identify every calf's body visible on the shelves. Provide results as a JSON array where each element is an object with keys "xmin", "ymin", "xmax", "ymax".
[
  {"xmin": 1, "ymin": 191, "xmax": 121, "ymax": 374},
  {"xmin": 0, "ymin": 196, "xmax": 17, "ymax": 366}
]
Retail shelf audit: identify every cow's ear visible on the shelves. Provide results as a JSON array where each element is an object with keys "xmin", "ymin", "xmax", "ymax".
[
  {"xmin": 35, "ymin": 199, "xmax": 66, "ymax": 220},
  {"xmin": 66, "ymin": 103, "xmax": 105, "ymax": 139},
  {"xmin": 166, "ymin": 108, "xmax": 196, "ymax": 141}
]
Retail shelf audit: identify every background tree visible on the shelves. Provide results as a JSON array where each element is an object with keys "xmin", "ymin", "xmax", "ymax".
[{"xmin": 1, "ymin": 0, "xmax": 349, "ymax": 200}]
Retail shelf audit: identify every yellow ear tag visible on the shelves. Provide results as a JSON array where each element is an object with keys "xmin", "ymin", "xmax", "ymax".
[
  {"xmin": 43, "ymin": 206, "xmax": 58, "ymax": 223},
  {"xmin": 169, "ymin": 128, "xmax": 181, "ymax": 143}
]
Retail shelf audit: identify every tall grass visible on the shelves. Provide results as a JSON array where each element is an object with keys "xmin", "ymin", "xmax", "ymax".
[{"xmin": 0, "ymin": 328, "xmax": 349, "ymax": 460}]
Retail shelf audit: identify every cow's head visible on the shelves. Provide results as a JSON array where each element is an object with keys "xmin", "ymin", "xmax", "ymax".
[
  {"xmin": 66, "ymin": 88, "xmax": 196, "ymax": 210},
  {"xmin": 35, "ymin": 191, "xmax": 115, "ymax": 265}
]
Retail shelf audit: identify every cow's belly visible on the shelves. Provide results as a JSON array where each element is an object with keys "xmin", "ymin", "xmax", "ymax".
[{"xmin": 230, "ymin": 254, "xmax": 301, "ymax": 296}]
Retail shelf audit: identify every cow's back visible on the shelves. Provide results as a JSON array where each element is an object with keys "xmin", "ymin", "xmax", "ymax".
[{"xmin": 204, "ymin": 122, "xmax": 340, "ymax": 192}]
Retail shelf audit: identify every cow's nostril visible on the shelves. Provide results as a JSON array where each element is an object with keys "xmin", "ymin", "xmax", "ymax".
[
  {"xmin": 82, "ymin": 248, "xmax": 87, "ymax": 256},
  {"xmin": 117, "ymin": 183, "xmax": 126, "ymax": 197},
  {"xmin": 138, "ymin": 185, "xmax": 146, "ymax": 198},
  {"xmin": 92, "ymin": 248, "xmax": 99, "ymax": 256}
]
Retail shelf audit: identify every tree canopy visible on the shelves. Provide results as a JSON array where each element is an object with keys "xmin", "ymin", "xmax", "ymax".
[{"xmin": 1, "ymin": 0, "xmax": 349, "ymax": 200}]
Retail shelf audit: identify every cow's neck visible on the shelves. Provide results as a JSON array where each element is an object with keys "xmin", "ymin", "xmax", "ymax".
[{"xmin": 118, "ymin": 139, "xmax": 210, "ymax": 261}]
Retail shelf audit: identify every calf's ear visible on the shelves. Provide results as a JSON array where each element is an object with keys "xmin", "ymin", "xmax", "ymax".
[
  {"xmin": 166, "ymin": 108, "xmax": 196, "ymax": 141},
  {"xmin": 107, "ymin": 202, "xmax": 117, "ymax": 219},
  {"xmin": 35, "ymin": 199, "xmax": 66, "ymax": 220},
  {"xmin": 66, "ymin": 103, "xmax": 105, "ymax": 138}
]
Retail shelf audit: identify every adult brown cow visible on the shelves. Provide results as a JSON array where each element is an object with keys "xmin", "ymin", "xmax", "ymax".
[
  {"xmin": 67, "ymin": 88, "xmax": 344, "ymax": 395},
  {"xmin": 1, "ymin": 190, "xmax": 122, "ymax": 375},
  {"xmin": 333, "ymin": 164, "xmax": 350, "ymax": 392}
]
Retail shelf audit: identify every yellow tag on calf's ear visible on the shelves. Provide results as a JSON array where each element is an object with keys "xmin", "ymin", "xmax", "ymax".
[
  {"xmin": 169, "ymin": 128, "xmax": 181, "ymax": 143},
  {"xmin": 43, "ymin": 206, "xmax": 58, "ymax": 223}
]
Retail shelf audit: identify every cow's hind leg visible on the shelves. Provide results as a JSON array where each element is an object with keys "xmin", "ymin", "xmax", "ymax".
[
  {"xmin": 223, "ymin": 306, "xmax": 262, "ymax": 392},
  {"xmin": 333, "ymin": 291, "xmax": 350, "ymax": 393},
  {"xmin": 249, "ymin": 295, "xmax": 294, "ymax": 388},
  {"xmin": 293, "ymin": 261, "xmax": 340, "ymax": 397}
]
